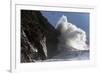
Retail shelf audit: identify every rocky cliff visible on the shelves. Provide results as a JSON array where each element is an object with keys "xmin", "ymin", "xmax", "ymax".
[{"xmin": 21, "ymin": 10, "xmax": 59, "ymax": 62}]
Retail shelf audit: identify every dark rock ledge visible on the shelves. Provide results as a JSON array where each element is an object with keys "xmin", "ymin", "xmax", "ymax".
[{"xmin": 21, "ymin": 10, "xmax": 59, "ymax": 63}]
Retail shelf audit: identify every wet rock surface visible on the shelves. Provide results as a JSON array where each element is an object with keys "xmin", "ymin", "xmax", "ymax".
[{"xmin": 21, "ymin": 10, "xmax": 59, "ymax": 62}]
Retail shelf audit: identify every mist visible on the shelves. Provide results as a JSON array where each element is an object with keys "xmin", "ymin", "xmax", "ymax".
[{"xmin": 56, "ymin": 15, "xmax": 89, "ymax": 51}]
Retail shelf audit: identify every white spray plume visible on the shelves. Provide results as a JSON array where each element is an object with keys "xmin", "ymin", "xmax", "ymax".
[{"xmin": 56, "ymin": 15, "xmax": 89, "ymax": 51}]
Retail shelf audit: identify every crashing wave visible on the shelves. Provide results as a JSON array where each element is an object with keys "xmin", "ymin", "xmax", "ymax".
[{"xmin": 56, "ymin": 15, "xmax": 89, "ymax": 51}]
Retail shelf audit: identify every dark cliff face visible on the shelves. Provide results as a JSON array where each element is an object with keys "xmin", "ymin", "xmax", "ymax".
[{"xmin": 21, "ymin": 10, "xmax": 59, "ymax": 62}]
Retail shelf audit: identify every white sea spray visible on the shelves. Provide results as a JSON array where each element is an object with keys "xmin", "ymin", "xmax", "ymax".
[{"xmin": 56, "ymin": 15, "xmax": 89, "ymax": 51}]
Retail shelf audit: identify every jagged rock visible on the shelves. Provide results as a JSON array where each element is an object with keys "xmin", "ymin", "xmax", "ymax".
[{"xmin": 21, "ymin": 10, "xmax": 59, "ymax": 62}]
